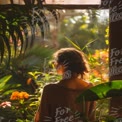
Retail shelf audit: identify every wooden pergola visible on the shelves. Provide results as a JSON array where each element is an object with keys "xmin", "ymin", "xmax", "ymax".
[{"xmin": 0, "ymin": 0, "xmax": 105, "ymax": 9}]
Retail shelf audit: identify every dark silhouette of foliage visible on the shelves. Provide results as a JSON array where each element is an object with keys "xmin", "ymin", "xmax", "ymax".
[{"xmin": 0, "ymin": 0, "xmax": 59, "ymax": 64}]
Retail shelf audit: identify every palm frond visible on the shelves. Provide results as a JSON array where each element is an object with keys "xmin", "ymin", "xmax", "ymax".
[
  {"xmin": 0, "ymin": 36, "xmax": 5, "ymax": 63},
  {"xmin": 0, "ymin": 0, "xmax": 59, "ymax": 64},
  {"xmin": 48, "ymin": 9, "xmax": 59, "ymax": 24}
]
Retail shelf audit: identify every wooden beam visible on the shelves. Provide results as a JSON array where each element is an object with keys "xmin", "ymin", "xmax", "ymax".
[
  {"xmin": 43, "ymin": 4, "xmax": 101, "ymax": 9},
  {"xmin": 0, "ymin": 4, "xmax": 109, "ymax": 10}
]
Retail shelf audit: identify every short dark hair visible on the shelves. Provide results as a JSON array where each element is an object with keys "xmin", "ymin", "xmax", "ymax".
[{"xmin": 53, "ymin": 48, "xmax": 90, "ymax": 76}]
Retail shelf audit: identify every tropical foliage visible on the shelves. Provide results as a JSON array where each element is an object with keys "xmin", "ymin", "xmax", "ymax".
[
  {"xmin": 0, "ymin": 6, "xmax": 121, "ymax": 121},
  {"xmin": 58, "ymin": 10, "xmax": 109, "ymax": 51},
  {"xmin": 0, "ymin": 0, "xmax": 59, "ymax": 64},
  {"xmin": 0, "ymin": 46, "xmax": 110, "ymax": 121}
]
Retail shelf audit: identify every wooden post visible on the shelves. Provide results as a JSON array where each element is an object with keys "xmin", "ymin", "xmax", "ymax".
[{"xmin": 109, "ymin": 0, "xmax": 122, "ymax": 118}]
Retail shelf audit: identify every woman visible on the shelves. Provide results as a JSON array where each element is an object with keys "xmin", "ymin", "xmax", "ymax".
[{"xmin": 34, "ymin": 48, "xmax": 95, "ymax": 122}]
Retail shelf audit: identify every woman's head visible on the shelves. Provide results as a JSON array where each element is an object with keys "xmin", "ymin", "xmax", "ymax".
[{"xmin": 53, "ymin": 48, "xmax": 90, "ymax": 78}]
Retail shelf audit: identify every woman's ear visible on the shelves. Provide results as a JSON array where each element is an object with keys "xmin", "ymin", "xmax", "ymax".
[{"xmin": 56, "ymin": 64, "xmax": 64, "ymax": 75}]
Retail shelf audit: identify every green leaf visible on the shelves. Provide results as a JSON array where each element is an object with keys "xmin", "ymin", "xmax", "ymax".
[
  {"xmin": 0, "ymin": 34, "xmax": 11, "ymax": 65},
  {"xmin": 65, "ymin": 36, "xmax": 81, "ymax": 50},
  {"xmin": 0, "ymin": 75, "xmax": 12, "ymax": 91},
  {"xmin": 82, "ymin": 39, "xmax": 97, "ymax": 51},
  {"xmin": 37, "ymin": 19, "xmax": 45, "ymax": 39},
  {"xmin": 0, "ymin": 75, "xmax": 12, "ymax": 83},
  {"xmin": 0, "ymin": 36, "xmax": 5, "ymax": 62},
  {"xmin": 9, "ymin": 25, "xmax": 17, "ymax": 56},
  {"xmin": 76, "ymin": 80, "xmax": 122, "ymax": 102}
]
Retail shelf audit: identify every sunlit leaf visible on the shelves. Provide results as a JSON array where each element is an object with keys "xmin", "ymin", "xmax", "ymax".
[
  {"xmin": 76, "ymin": 80, "xmax": 122, "ymax": 102},
  {"xmin": 0, "ymin": 35, "xmax": 11, "ymax": 65},
  {"xmin": 105, "ymin": 39, "xmax": 109, "ymax": 45},
  {"xmin": 65, "ymin": 36, "xmax": 81, "ymax": 50},
  {"xmin": 0, "ymin": 75, "xmax": 12, "ymax": 91},
  {"xmin": 82, "ymin": 39, "xmax": 97, "ymax": 51}
]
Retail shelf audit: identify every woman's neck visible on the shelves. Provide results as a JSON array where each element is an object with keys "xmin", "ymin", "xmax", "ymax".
[{"xmin": 58, "ymin": 77, "xmax": 90, "ymax": 90}]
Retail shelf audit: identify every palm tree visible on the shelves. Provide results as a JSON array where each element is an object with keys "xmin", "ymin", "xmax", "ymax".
[{"xmin": 0, "ymin": 0, "xmax": 59, "ymax": 64}]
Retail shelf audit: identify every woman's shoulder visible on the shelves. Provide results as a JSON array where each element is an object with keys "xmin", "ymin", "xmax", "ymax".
[
  {"xmin": 82, "ymin": 80, "xmax": 94, "ymax": 90},
  {"xmin": 43, "ymin": 82, "xmax": 59, "ymax": 91},
  {"xmin": 42, "ymin": 82, "xmax": 65, "ymax": 96},
  {"xmin": 87, "ymin": 82, "xmax": 94, "ymax": 89}
]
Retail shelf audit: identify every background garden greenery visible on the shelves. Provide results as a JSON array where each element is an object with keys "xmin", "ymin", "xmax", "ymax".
[{"xmin": 0, "ymin": 8, "xmax": 117, "ymax": 122}]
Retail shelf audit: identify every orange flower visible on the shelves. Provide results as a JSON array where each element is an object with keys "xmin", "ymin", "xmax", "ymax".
[
  {"xmin": 19, "ymin": 92, "xmax": 29, "ymax": 99},
  {"xmin": 92, "ymin": 69, "xmax": 100, "ymax": 77},
  {"xmin": 10, "ymin": 91, "xmax": 29, "ymax": 100},
  {"xmin": 23, "ymin": 92, "xmax": 29, "ymax": 99},
  {"xmin": 10, "ymin": 91, "xmax": 19, "ymax": 100},
  {"xmin": 18, "ymin": 92, "xmax": 24, "ymax": 99},
  {"xmin": 27, "ymin": 78, "xmax": 32, "ymax": 85}
]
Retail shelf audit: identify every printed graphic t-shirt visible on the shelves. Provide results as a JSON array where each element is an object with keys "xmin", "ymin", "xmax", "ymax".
[{"xmin": 39, "ymin": 83, "xmax": 95, "ymax": 122}]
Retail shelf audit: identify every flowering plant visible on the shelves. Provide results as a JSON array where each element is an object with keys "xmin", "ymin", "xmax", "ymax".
[
  {"xmin": 7, "ymin": 91, "xmax": 36, "ymax": 121},
  {"xmin": 10, "ymin": 91, "xmax": 29, "ymax": 100}
]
